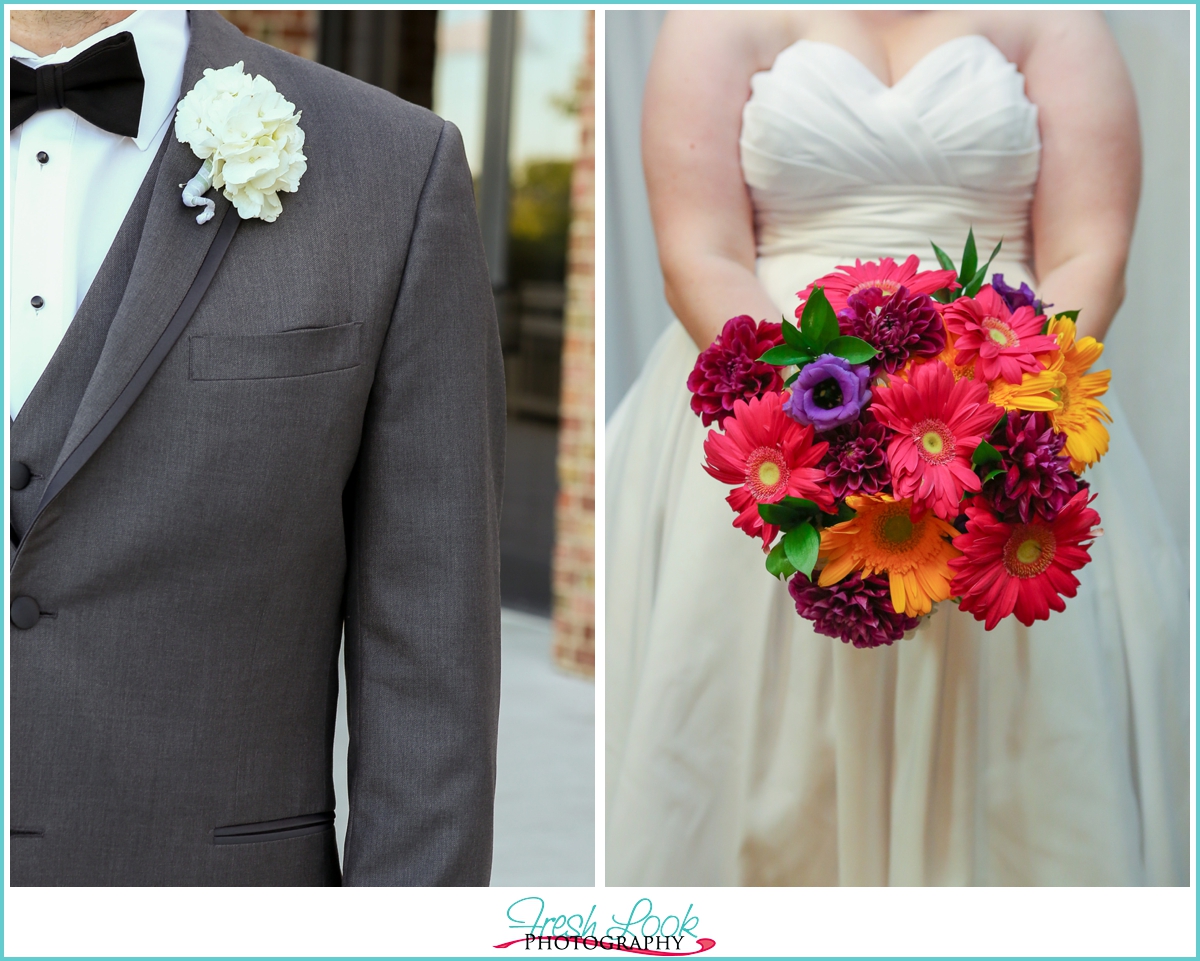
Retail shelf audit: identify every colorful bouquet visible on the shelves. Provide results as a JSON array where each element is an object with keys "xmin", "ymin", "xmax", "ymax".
[{"xmin": 688, "ymin": 232, "xmax": 1110, "ymax": 648}]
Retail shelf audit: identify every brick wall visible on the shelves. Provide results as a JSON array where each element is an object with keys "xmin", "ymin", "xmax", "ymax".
[
  {"xmin": 220, "ymin": 10, "xmax": 318, "ymax": 60},
  {"xmin": 550, "ymin": 12, "xmax": 596, "ymax": 678}
]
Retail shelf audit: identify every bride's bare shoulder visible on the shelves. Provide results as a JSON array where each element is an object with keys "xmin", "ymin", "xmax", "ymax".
[
  {"xmin": 976, "ymin": 10, "xmax": 1115, "ymax": 68},
  {"xmin": 657, "ymin": 10, "xmax": 808, "ymax": 73}
]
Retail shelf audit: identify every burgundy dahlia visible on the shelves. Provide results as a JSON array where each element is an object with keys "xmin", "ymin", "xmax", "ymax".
[
  {"xmin": 819, "ymin": 418, "xmax": 890, "ymax": 498},
  {"xmin": 687, "ymin": 315, "xmax": 784, "ymax": 427},
  {"xmin": 789, "ymin": 570, "xmax": 921, "ymax": 649},
  {"xmin": 837, "ymin": 285, "xmax": 945, "ymax": 374},
  {"xmin": 981, "ymin": 411, "xmax": 1079, "ymax": 524}
]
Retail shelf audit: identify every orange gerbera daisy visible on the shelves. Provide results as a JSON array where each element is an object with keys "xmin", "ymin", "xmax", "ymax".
[
  {"xmin": 932, "ymin": 331, "xmax": 976, "ymax": 382},
  {"xmin": 1043, "ymin": 318, "xmax": 1111, "ymax": 471},
  {"xmin": 818, "ymin": 493, "xmax": 961, "ymax": 617}
]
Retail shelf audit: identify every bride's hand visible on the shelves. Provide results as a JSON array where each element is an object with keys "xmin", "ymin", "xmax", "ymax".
[
  {"xmin": 1023, "ymin": 13, "xmax": 1140, "ymax": 341},
  {"xmin": 643, "ymin": 12, "xmax": 795, "ymax": 349}
]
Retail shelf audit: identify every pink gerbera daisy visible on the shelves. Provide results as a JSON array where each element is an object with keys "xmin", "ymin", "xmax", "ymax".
[
  {"xmin": 942, "ymin": 285, "xmax": 1059, "ymax": 384},
  {"xmin": 949, "ymin": 491, "xmax": 1101, "ymax": 630},
  {"xmin": 796, "ymin": 255, "xmax": 958, "ymax": 316},
  {"xmin": 871, "ymin": 360, "xmax": 1003, "ymax": 520},
  {"xmin": 704, "ymin": 392, "xmax": 833, "ymax": 548}
]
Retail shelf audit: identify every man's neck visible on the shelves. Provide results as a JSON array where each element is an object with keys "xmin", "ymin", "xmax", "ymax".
[{"xmin": 11, "ymin": 10, "xmax": 134, "ymax": 57}]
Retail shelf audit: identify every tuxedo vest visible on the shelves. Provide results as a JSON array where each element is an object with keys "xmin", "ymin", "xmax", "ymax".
[{"xmin": 10, "ymin": 144, "xmax": 164, "ymax": 546}]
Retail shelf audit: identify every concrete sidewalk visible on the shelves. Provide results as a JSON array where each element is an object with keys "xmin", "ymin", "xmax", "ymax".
[
  {"xmin": 332, "ymin": 609, "xmax": 595, "ymax": 885},
  {"xmin": 491, "ymin": 608, "xmax": 595, "ymax": 885}
]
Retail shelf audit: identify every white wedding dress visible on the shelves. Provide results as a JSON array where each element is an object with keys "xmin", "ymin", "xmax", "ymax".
[{"xmin": 606, "ymin": 36, "xmax": 1189, "ymax": 886}]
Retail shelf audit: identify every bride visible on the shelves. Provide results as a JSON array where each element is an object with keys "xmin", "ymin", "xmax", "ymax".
[{"xmin": 606, "ymin": 10, "xmax": 1188, "ymax": 886}]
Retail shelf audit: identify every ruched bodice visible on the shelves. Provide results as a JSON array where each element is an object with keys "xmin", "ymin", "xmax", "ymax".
[{"xmin": 740, "ymin": 36, "xmax": 1040, "ymax": 272}]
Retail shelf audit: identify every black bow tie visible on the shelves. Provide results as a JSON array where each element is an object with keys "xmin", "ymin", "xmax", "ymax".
[{"xmin": 10, "ymin": 31, "xmax": 144, "ymax": 136}]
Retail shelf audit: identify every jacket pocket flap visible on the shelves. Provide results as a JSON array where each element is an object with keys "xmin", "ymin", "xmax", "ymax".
[
  {"xmin": 190, "ymin": 323, "xmax": 362, "ymax": 381},
  {"xmin": 213, "ymin": 811, "xmax": 334, "ymax": 845}
]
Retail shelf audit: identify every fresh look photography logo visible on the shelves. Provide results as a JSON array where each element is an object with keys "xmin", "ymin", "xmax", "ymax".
[{"xmin": 495, "ymin": 897, "xmax": 716, "ymax": 954}]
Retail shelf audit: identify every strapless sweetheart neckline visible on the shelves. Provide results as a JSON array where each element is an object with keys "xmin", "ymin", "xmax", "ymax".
[
  {"xmin": 776, "ymin": 34, "xmax": 1022, "ymax": 97},
  {"xmin": 740, "ymin": 30, "xmax": 1040, "ymax": 265}
]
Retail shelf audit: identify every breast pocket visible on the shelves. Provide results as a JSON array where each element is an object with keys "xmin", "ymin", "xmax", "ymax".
[{"xmin": 189, "ymin": 322, "xmax": 362, "ymax": 382}]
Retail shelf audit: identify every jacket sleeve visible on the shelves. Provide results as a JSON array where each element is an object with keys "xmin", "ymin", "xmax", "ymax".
[{"xmin": 341, "ymin": 119, "xmax": 505, "ymax": 885}]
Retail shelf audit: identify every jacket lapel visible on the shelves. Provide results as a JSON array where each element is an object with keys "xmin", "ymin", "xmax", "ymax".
[{"xmin": 27, "ymin": 14, "xmax": 245, "ymax": 531}]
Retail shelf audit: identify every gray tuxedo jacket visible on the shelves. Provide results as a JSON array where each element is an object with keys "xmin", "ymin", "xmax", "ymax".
[{"xmin": 9, "ymin": 12, "xmax": 504, "ymax": 886}]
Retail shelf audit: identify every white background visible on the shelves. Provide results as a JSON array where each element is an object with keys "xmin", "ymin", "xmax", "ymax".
[{"xmin": 4, "ymin": 885, "xmax": 1196, "ymax": 955}]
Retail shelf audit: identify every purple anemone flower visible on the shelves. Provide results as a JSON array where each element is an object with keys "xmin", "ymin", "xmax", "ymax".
[
  {"xmin": 991, "ymin": 273, "xmax": 1051, "ymax": 316},
  {"xmin": 789, "ymin": 570, "xmax": 921, "ymax": 649},
  {"xmin": 783, "ymin": 354, "xmax": 871, "ymax": 432}
]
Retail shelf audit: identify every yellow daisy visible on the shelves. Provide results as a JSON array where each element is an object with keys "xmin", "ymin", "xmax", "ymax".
[
  {"xmin": 1044, "ymin": 318, "xmax": 1111, "ymax": 471},
  {"xmin": 818, "ymin": 494, "xmax": 962, "ymax": 617},
  {"xmin": 987, "ymin": 364, "xmax": 1066, "ymax": 413}
]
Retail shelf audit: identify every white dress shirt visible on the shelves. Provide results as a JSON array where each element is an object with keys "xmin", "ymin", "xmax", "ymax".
[{"xmin": 8, "ymin": 10, "xmax": 190, "ymax": 417}]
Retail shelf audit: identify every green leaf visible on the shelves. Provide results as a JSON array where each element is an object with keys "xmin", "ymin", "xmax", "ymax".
[
  {"xmin": 930, "ymin": 241, "xmax": 957, "ymax": 273},
  {"xmin": 759, "ymin": 496, "xmax": 823, "ymax": 530},
  {"xmin": 971, "ymin": 439, "xmax": 1002, "ymax": 468},
  {"xmin": 760, "ymin": 345, "xmax": 809, "ymax": 366},
  {"xmin": 982, "ymin": 467, "xmax": 1006, "ymax": 484},
  {"xmin": 814, "ymin": 501, "xmax": 852, "ymax": 529},
  {"xmin": 783, "ymin": 522, "xmax": 821, "ymax": 578},
  {"xmin": 1042, "ymin": 309, "xmax": 1077, "ymax": 336},
  {"xmin": 986, "ymin": 237, "xmax": 1004, "ymax": 264},
  {"xmin": 758, "ymin": 501, "xmax": 804, "ymax": 529},
  {"xmin": 780, "ymin": 318, "xmax": 806, "ymax": 351},
  {"xmin": 799, "ymin": 287, "xmax": 840, "ymax": 351},
  {"xmin": 825, "ymin": 335, "xmax": 879, "ymax": 365},
  {"xmin": 931, "ymin": 287, "xmax": 954, "ymax": 304},
  {"xmin": 765, "ymin": 542, "xmax": 797, "ymax": 579},
  {"xmin": 963, "ymin": 238, "xmax": 1003, "ymax": 297},
  {"xmin": 959, "ymin": 228, "xmax": 978, "ymax": 288},
  {"xmin": 784, "ymin": 371, "xmax": 799, "ymax": 387}
]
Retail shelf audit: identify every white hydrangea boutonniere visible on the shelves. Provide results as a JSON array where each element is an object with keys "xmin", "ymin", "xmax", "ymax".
[{"xmin": 174, "ymin": 61, "xmax": 307, "ymax": 224}]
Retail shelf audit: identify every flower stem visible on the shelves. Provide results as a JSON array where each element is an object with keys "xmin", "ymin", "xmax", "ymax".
[{"xmin": 181, "ymin": 157, "xmax": 216, "ymax": 225}]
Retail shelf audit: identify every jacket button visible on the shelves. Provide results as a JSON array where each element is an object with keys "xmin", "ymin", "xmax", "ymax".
[
  {"xmin": 11, "ymin": 597, "xmax": 41, "ymax": 630},
  {"xmin": 11, "ymin": 461, "xmax": 31, "ymax": 490}
]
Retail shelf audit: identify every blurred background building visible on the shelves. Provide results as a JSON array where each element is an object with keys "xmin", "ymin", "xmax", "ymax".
[{"xmin": 222, "ymin": 9, "xmax": 595, "ymax": 885}]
